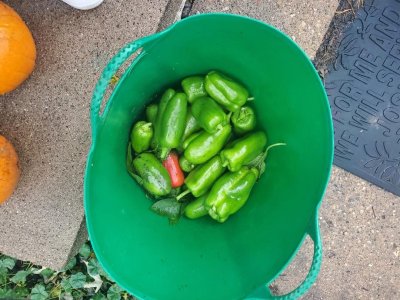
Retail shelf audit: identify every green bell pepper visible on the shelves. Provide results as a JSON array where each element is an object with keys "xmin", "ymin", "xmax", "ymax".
[
  {"xmin": 181, "ymin": 107, "xmax": 201, "ymax": 144},
  {"xmin": 205, "ymin": 166, "xmax": 259, "ymax": 223},
  {"xmin": 205, "ymin": 71, "xmax": 249, "ymax": 112},
  {"xmin": 130, "ymin": 121, "xmax": 153, "ymax": 153},
  {"xmin": 231, "ymin": 106, "xmax": 256, "ymax": 135},
  {"xmin": 182, "ymin": 131, "xmax": 202, "ymax": 150},
  {"xmin": 181, "ymin": 76, "xmax": 208, "ymax": 103},
  {"xmin": 184, "ymin": 124, "xmax": 231, "ymax": 165},
  {"xmin": 151, "ymin": 198, "xmax": 185, "ymax": 224},
  {"xmin": 220, "ymin": 131, "xmax": 267, "ymax": 172},
  {"xmin": 179, "ymin": 156, "xmax": 195, "ymax": 173},
  {"xmin": 132, "ymin": 153, "xmax": 172, "ymax": 197},
  {"xmin": 191, "ymin": 96, "xmax": 228, "ymax": 133},
  {"xmin": 184, "ymin": 193, "xmax": 209, "ymax": 219},
  {"xmin": 146, "ymin": 104, "xmax": 158, "ymax": 124},
  {"xmin": 185, "ymin": 155, "xmax": 226, "ymax": 197},
  {"xmin": 157, "ymin": 92, "xmax": 188, "ymax": 159},
  {"xmin": 152, "ymin": 88, "xmax": 176, "ymax": 150}
]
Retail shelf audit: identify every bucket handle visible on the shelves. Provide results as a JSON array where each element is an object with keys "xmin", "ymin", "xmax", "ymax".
[
  {"xmin": 247, "ymin": 213, "xmax": 322, "ymax": 300},
  {"xmin": 90, "ymin": 34, "xmax": 161, "ymax": 137}
]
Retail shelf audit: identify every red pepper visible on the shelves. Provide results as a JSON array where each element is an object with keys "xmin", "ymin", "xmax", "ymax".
[{"xmin": 163, "ymin": 152, "xmax": 185, "ymax": 188}]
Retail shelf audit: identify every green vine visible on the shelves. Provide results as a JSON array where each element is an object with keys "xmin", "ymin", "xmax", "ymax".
[{"xmin": 0, "ymin": 242, "xmax": 135, "ymax": 300}]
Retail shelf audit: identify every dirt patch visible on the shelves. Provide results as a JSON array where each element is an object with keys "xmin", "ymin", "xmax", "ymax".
[
  {"xmin": 313, "ymin": 0, "xmax": 365, "ymax": 78},
  {"xmin": 181, "ymin": 0, "xmax": 194, "ymax": 18}
]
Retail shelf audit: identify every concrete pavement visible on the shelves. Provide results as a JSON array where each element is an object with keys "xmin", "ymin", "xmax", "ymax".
[{"xmin": 0, "ymin": 1, "xmax": 398, "ymax": 299}]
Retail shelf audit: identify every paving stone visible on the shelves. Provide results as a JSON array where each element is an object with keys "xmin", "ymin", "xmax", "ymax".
[
  {"xmin": 190, "ymin": 0, "xmax": 339, "ymax": 59},
  {"xmin": 0, "ymin": 0, "xmax": 171, "ymax": 269}
]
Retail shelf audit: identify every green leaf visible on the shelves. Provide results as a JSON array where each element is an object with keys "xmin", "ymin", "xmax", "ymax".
[
  {"xmin": 31, "ymin": 284, "xmax": 49, "ymax": 300},
  {"xmin": 84, "ymin": 274, "xmax": 103, "ymax": 293},
  {"xmin": 0, "ymin": 271, "xmax": 7, "ymax": 285},
  {"xmin": 60, "ymin": 257, "xmax": 77, "ymax": 272},
  {"xmin": 40, "ymin": 268, "xmax": 55, "ymax": 279},
  {"xmin": 0, "ymin": 288, "xmax": 11, "ymax": 297},
  {"xmin": 169, "ymin": 187, "xmax": 182, "ymax": 198},
  {"xmin": 10, "ymin": 270, "xmax": 31, "ymax": 284},
  {"xmin": 79, "ymin": 243, "xmax": 92, "ymax": 259},
  {"xmin": 126, "ymin": 142, "xmax": 133, "ymax": 165},
  {"xmin": 83, "ymin": 258, "xmax": 104, "ymax": 292},
  {"xmin": 129, "ymin": 172, "xmax": 143, "ymax": 186},
  {"xmin": 246, "ymin": 151, "xmax": 266, "ymax": 170},
  {"xmin": 0, "ymin": 258, "xmax": 15, "ymax": 270},
  {"xmin": 72, "ymin": 289, "xmax": 84, "ymax": 300},
  {"xmin": 84, "ymin": 258, "xmax": 110, "ymax": 280},
  {"xmin": 15, "ymin": 286, "xmax": 29, "ymax": 297},
  {"xmin": 107, "ymin": 284, "xmax": 122, "ymax": 300},
  {"xmin": 87, "ymin": 259, "xmax": 100, "ymax": 277},
  {"xmin": 0, "ymin": 287, "xmax": 17, "ymax": 298},
  {"xmin": 91, "ymin": 293, "xmax": 107, "ymax": 300},
  {"xmin": 60, "ymin": 277, "xmax": 73, "ymax": 292},
  {"xmin": 126, "ymin": 143, "xmax": 135, "ymax": 176},
  {"xmin": 97, "ymin": 263, "xmax": 108, "ymax": 278},
  {"xmin": 69, "ymin": 272, "xmax": 87, "ymax": 289},
  {"xmin": 31, "ymin": 267, "xmax": 55, "ymax": 284},
  {"xmin": 0, "ymin": 267, "xmax": 7, "ymax": 276},
  {"xmin": 260, "ymin": 161, "xmax": 266, "ymax": 176},
  {"xmin": 151, "ymin": 198, "xmax": 183, "ymax": 224}
]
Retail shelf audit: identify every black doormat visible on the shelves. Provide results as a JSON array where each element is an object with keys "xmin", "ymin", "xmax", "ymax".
[{"xmin": 324, "ymin": 0, "xmax": 400, "ymax": 196}]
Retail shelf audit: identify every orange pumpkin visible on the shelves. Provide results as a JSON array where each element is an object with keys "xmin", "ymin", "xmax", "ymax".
[
  {"xmin": 0, "ymin": 135, "xmax": 20, "ymax": 204},
  {"xmin": 0, "ymin": 2, "xmax": 36, "ymax": 95}
]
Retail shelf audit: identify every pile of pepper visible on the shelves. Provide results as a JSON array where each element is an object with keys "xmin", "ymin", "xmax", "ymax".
[{"xmin": 126, "ymin": 71, "xmax": 284, "ymax": 224}]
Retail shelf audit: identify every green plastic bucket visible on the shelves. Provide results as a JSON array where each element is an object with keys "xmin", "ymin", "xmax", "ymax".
[{"xmin": 84, "ymin": 13, "xmax": 333, "ymax": 300}]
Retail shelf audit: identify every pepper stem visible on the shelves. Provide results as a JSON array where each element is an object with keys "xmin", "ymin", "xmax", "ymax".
[
  {"xmin": 246, "ymin": 142, "xmax": 287, "ymax": 178},
  {"xmin": 247, "ymin": 97, "xmax": 255, "ymax": 101},
  {"xmin": 265, "ymin": 142, "xmax": 287, "ymax": 156},
  {"xmin": 159, "ymin": 147, "xmax": 170, "ymax": 161},
  {"xmin": 176, "ymin": 189, "xmax": 191, "ymax": 201}
]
